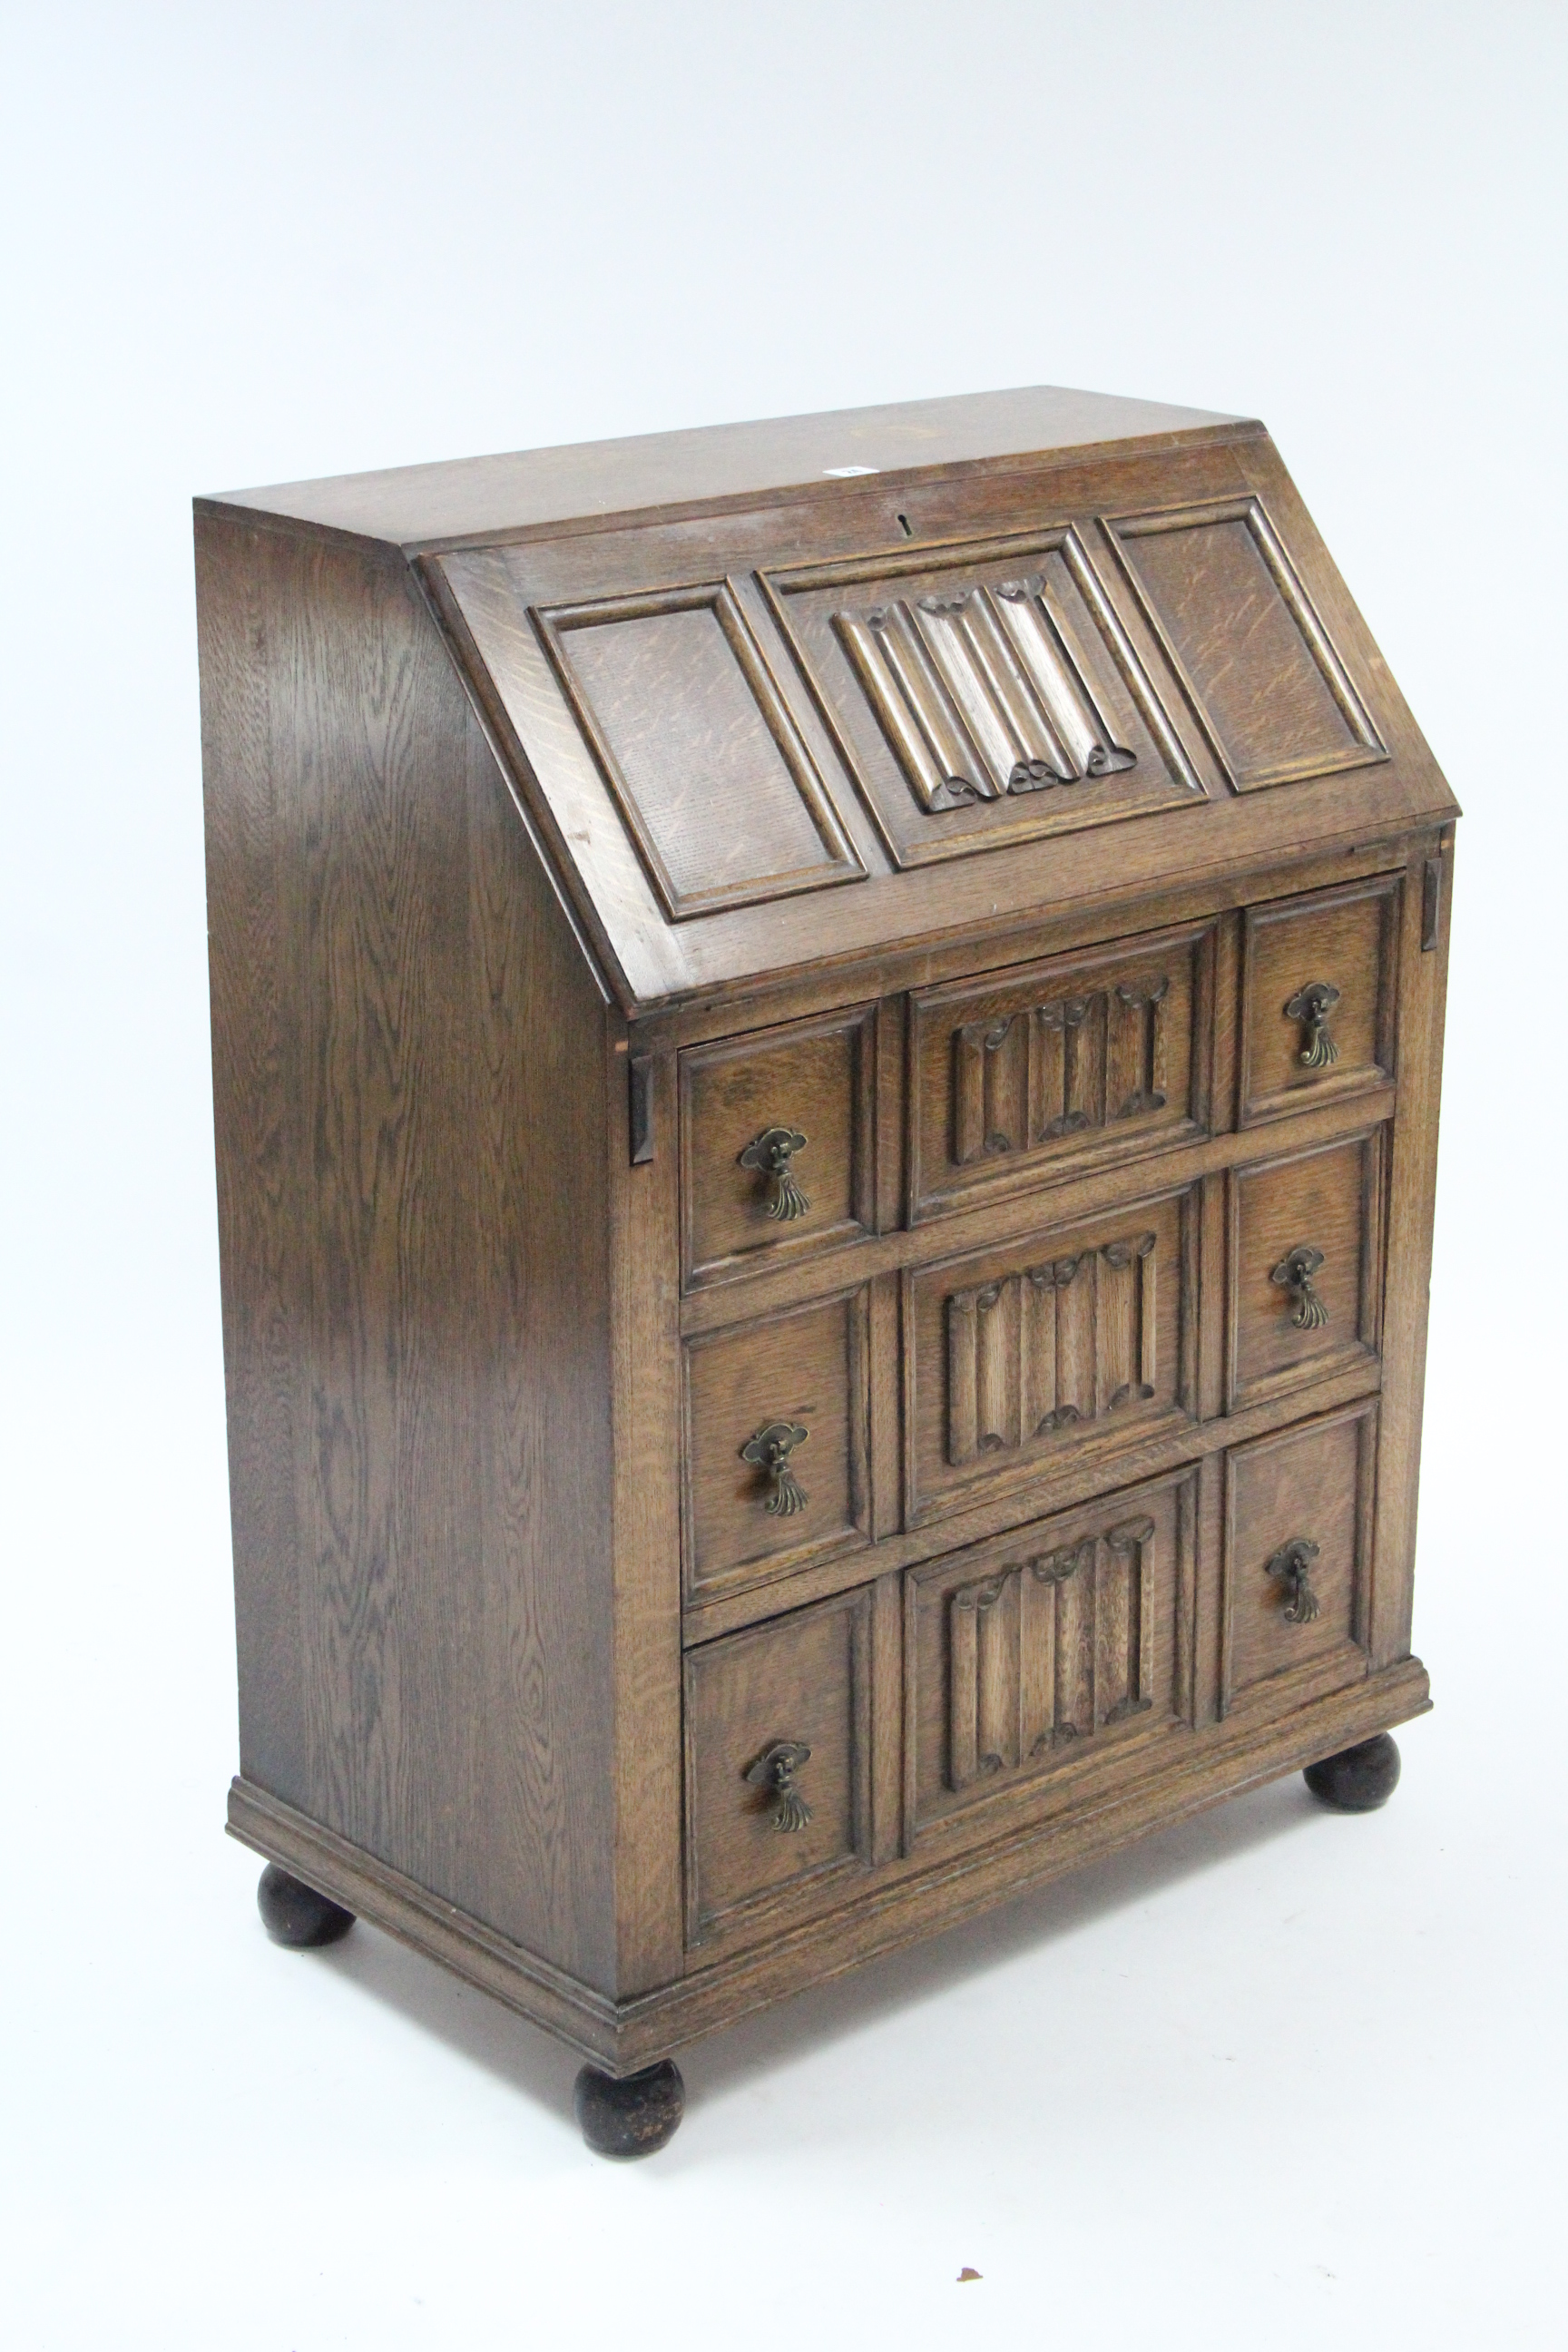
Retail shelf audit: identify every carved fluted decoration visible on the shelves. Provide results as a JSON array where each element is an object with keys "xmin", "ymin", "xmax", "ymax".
[{"xmin": 837, "ymin": 573, "xmax": 1134, "ymax": 812}]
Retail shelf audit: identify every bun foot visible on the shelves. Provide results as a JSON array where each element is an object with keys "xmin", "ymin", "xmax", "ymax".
[
  {"xmin": 1303, "ymin": 1731, "xmax": 1401, "ymax": 1813},
  {"xmin": 257, "ymin": 1862, "xmax": 356, "ymax": 1948},
  {"xmin": 573, "ymin": 2059, "xmax": 684, "ymax": 2159}
]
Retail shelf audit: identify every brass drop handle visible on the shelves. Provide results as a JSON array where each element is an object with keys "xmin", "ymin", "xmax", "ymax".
[
  {"xmin": 739, "ymin": 1125, "xmax": 810, "ymax": 1220},
  {"xmin": 1266, "ymin": 1536, "xmax": 1322, "ymax": 1625},
  {"xmin": 745, "ymin": 1740, "xmax": 812, "ymax": 1831},
  {"xmin": 740, "ymin": 1419, "xmax": 808, "ymax": 1515},
  {"xmin": 1285, "ymin": 981, "xmax": 1341, "ymax": 1070},
  {"xmin": 1271, "ymin": 1243, "xmax": 1328, "ymax": 1329}
]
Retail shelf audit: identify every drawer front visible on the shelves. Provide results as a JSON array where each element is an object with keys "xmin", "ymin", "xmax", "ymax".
[
  {"xmin": 682, "ymin": 1286, "xmax": 871, "ymax": 1603},
  {"xmin": 1228, "ymin": 1129, "xmax": 1384, "ymax": 1413},
  {"xmin": 1240, "ymin": 874, "xmax": 1399, "ymax": 1124},
  {"xmin": 905, "ymin": 1466, "xmax": 1198, "ymax": 1845},
  {"xmin": 684, "ymin": 1584, "xmax": 873, "ymax": 1945},
  {"xmin": 680, "ymin": 1004, "xmax": 877, "ymax": 1289},
  {"xmin": 1221, "ymin": 1403, "xmax": 1377, "ymax": 1715},
  {"xmin": 908, "ymin": 921, "xmax": 1216, "ymax": 1220},
  {"xmin": 905, "ymin": 1181, "xmax": 1199, "ymax": 1527}
]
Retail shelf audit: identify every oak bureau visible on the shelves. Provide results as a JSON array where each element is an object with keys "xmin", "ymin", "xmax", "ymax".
[{"xmin": 196, "ymin": 386, "xmax": 1455, "ymax": 2156}]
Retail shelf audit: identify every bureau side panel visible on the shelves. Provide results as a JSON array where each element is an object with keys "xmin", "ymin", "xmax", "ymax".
[{"xmin": 198, "ymin": 514, "xmax": 618, "ymax": 1987}]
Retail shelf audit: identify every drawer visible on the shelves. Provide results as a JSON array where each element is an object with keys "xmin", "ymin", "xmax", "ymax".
[
  {"xmin": 681, "ymin": 1285, "xmax": 871, "ymax": 1604},
  {"xmin": 1221, "ymin": 1402, "xmax": 1376, "ymax": 1715},
  {"xmin": 679, "ymin": 1004, "xmax": 877, "ymax": 1289},
  {"xmin": 1240, "ymin": 874, "xmax": 1399, "ymax": 1124},
  {"xmin": 683, "ymin": 1583, "xmax": 874, "ymax": 1946},
  {"xmin": 1227, "ymin": 1128, "xmax": 1384, "ymax": 1413},
  {"xmin": 904, "ymin": 1465, "xmax": 1199, "ymax": 1847},
  {"xmin": 904, "ymin": 1180, "xmax": 1199, "ymax": 1528},
  {"xmin": 907, "ymin": 919, "xmax": 1217, "ymax": 1220}
]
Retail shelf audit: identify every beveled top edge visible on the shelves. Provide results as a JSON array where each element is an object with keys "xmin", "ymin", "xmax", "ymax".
[{"xmin": 200, "ymin": 385, "xmax": 1246, "ymax": 551}]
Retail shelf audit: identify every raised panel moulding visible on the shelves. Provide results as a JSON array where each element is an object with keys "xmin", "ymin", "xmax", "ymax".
[
  {"xmin": 534, "ymin": 579, "xmax": 866, "ymax": 922},
  {"xmin": 1103, "ymin": 495, "xmax": 1387, "ymax": 792}
]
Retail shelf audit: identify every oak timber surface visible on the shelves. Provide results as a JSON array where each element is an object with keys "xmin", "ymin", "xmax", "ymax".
[
  {"xmin": 202, "ymin": 385, "xmax": 1241, "ymax": 550},
  {"xmin": 198, "ymin": 385, "xmax": 1452, "ymax": 2094}
]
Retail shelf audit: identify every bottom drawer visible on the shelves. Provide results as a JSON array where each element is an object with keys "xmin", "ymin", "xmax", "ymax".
[
  {"xmin": 683, "ymin": 1584, "xmax": 875, "ymax": 1948},
  {"xmin": 904, "ymin": 1464, "xmax": 1200, "ymax": 1850},
  {"xmin": 1221, "ymin": 1399, "xmax": 1377, "ymax": 1716}
]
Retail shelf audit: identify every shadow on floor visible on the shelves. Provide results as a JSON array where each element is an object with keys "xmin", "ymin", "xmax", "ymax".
[{"xmin": 307, "ymin": 1769, "xmax": 1328, "ymax": 2139}]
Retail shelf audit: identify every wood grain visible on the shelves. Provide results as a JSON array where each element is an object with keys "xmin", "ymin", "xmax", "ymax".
[{"xmin": 199, "ymin": 387, "xmax": 1454, "ymax": 2091}]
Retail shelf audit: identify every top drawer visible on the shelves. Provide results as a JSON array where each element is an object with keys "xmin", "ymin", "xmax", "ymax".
[
  {"xmin": 907, "ymin": 920, "xmax": 1218, "ymax": 1221},
  {"xmin": 680, "ymin": 1004, "xmax": 877, "ymax": 1289},
  {"xmin": 1240, "ymin": 874, "xmax": 1400, "ymax": 1124}
]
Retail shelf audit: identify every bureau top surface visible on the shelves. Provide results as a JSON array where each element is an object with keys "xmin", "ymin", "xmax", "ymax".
[
  {"xmin": 204, "ymin": 386, "xmax": 1241, "ymax": 550},
  {"xmin": 199, "ymin": 387, "xmax": 1458, "ymax": 1014}
]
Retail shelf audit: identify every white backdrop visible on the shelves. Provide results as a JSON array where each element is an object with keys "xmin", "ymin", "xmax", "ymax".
[{"xmin": 3, "ymin": 5, "xmax": 1563, "ymax": 2346}]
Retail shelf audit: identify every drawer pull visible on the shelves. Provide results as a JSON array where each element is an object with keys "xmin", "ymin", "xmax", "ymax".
[
  {"xmin": 739, "ymin": 1125, "xmax": 810, "ymax": 1220},
  {"xmin": 1271, "ymin": 1243, "xmax": 1328, "ymax": 1329},
  {"xmin": 745, "ymin": 1740, "xmax": 813, "ymax": 1831},
  {"xmin": 1285, "ymin": 980, "xmax": 1341, "ymax": 1069},
  {"xmin": 740, "ymin": 1418, "xmax": 809, "ymax": 1514},
  {"xmin": 1266, "ymin": 1536, "xmax": 1322, "ymax": 1625}
]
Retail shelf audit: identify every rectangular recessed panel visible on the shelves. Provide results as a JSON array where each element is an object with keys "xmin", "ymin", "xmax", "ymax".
[
  {"xmin": 908, "ymin": 920, "xmax": 1216, "ymax": 1218},
  {"xmin": 536, "ymin": 583, "xmax": 865, "ymax": 919},
  {"xmin": 906, "ymin": 1184, "xmax": 1197, "ymax": 1527},
  {"xmin": 680, "ymin": 1004, "xmax": 877, "ymax": 1290},
  {"xmin": 1240, "ymin": 874, "xmax": 1400, "ymax": 1123},
  {"xmin": 1229, "ymin": 1131, "xmax": 1383, "ymax": 1414},
  {"xmin": 684, "ymin": 1585, "xmax": 873, "ymax": 1943},
  {"xmin": 1223, "ymin": 1406, "xmax": 1376, "ymax": 1713},
  {"xmin": 762, "ymin": 527, "xmax": 1208, "ymax": 869},
  {"xmin": 1106, "ymin": 496, "xmax": 1386, "ymax": 791},
  {"xmin": 906, "ymin": 1470, "xmax": 1195, "ymax": 1836},
  {"xmin": 682, "ymin": 1287, "xmax": 871, "ymax": 1604}
]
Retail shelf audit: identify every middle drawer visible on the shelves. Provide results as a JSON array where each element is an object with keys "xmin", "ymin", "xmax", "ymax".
[{"xmin": 905, "ymin": 1178, "xmax": 1200, "ymax": 1529}]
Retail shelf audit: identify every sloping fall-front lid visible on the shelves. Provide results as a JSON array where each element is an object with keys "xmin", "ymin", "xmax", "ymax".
[{"xmin": 418, "ymin": 399, "xmax": 1455, "ymax": 1011}]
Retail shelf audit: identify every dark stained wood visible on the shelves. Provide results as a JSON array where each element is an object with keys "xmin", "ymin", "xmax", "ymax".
[
  {"xmin": 200, "ymin": 514, "xmax": 623, "ymax": 1993},
  {"xmin": 573, "ymin": 2060, "xmax": 684, "ymax": 2158},
  {"xmin": 681, "ymin": 1285, "xmax": 871, "ymax": 1606},
  {"xmin": 906, "ymin": 918, "xmax": 1218, "ymax": 1221},
  {"xmin": 902, "ymin": 1466, "xmax": 1198, "ymax": 1849},
  {"xmin": 203, "ymin": 385, "xmax": 1242, "ymax": 551},
  {"xmin": 683, "ymin": 1583, "xmax": 875, "ymax": 1949},
  {"xmin": 1221, "ymin": 1401, "xmax": 1378, "ymax": 1718},
  {"xmin": 680, "ymin": 1002, "xmax": 877, "ymax": 1289},
  {"xmin": 903, "ymin": 1181, "xmax": 1199, "ymax": 1530},
  {"xmin": 1227, "ymin": 1126, "xmax": 1385, "ymax": 1412},
  {"xmin": 201, "ymin": 385, "xmax": 1452, "ymax": 2117},
  {"xmin": 1240, "ymin": 873, "xmax": 1400, "ymax": 1124}
]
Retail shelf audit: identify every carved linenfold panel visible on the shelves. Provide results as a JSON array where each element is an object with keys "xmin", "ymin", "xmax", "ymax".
[
  {"xmin": 945, "ymin": 1232, "xmax": 1160, "ymax": 1466},
  {"xmin": 936, "ymin": 1506, "xmax": 1168, "ymax": 1804},
  {"xmin": 1112, "ymin": 975, "xmax": 1170, "ymax": 1118},
  {"xmin": 761, "ymin": 527, "xmax": 1208, "ymax": 873},
  {"xmin": 948, "ymin": 1571, "xmax": 1021, "ymax": 1788},
  {"xmin": 948, "ymin": 975, "xmax": 1172, "ymax": 1171},
  {"xmin": 838, "ymin": 576, "xmax": 1134, "ymax": 812}
]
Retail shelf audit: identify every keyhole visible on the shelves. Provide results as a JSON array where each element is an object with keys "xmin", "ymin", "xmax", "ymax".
[{"xmin": 897, "ymin": 513, "xmax": 914, "ymax": 538}]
